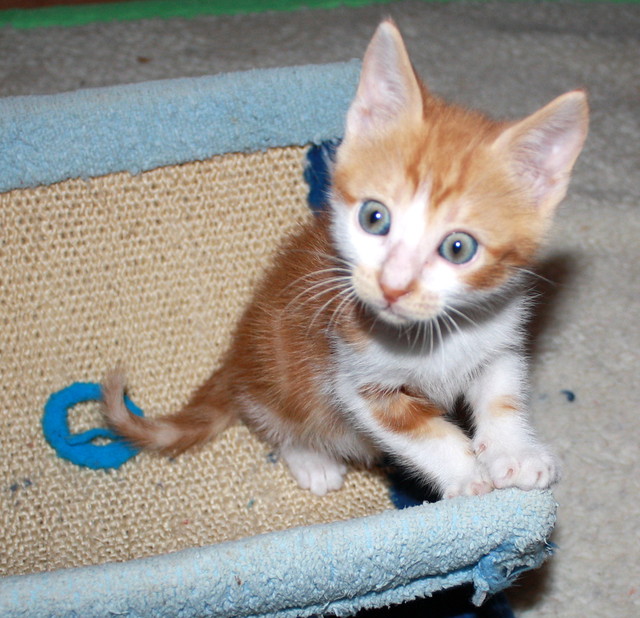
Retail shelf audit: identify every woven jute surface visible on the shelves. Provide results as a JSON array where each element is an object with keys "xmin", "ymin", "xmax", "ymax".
[{"xmin": 0, "ymin": 146, "xmax": 392, "ymax": 577}]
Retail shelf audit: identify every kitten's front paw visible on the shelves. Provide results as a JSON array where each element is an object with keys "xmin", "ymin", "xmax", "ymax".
[
  {"xmin": 281, "ymin": 447, "xmax": 348, "ymax": 497},
  {"xmin": 475, "ymin": 441, "xmax": 561, "ymax": 490},
  {"xmin": 442, "ymin": 465, "xmax": 493, "ymax": 499}
]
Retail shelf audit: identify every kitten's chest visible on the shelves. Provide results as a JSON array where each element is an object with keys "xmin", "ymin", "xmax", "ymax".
[
  {"xmin": 331, "ymin": 327, "xmax": 483, "ymax": 406},
  {"xmin": 329, "ymin": 301, "xmax": 524, "ymax": 407}
]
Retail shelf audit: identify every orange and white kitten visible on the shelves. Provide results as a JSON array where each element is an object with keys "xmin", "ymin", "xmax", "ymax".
[{"xmin": 103, "ymin": 20, "xmax": 588, "ymax": 498}]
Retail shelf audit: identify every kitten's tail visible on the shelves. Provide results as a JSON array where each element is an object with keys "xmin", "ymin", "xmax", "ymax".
[{"xmin": 102, "ymin": 368, "xmax": 237, "ymax": 455}]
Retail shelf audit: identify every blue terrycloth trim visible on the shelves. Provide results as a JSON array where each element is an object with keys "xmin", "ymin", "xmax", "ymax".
[
  {"xmin": 0, "ymin": 489, "xmax": 556, "ymax": 617},
  {"xmin": 0, "ymin": 61, "xmax": 360, "ymax": 193}
]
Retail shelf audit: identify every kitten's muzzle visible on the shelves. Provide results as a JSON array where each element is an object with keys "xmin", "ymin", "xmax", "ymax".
[{"xmin": 380, "ymin": 280, "xmax": 415, "ymax": 305}]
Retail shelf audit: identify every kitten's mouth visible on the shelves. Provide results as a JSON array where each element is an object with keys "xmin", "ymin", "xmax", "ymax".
[
  {"xmin": 377, "ymin": 301, "xmax": 430, "ymax": 326},
  {"xmin": 379, "ymin": 305, "xmax": 412, "ymax": 326},
  {"xmin": 374, "ymin": 296, "xmax": 443, "ymax": 326},
  {"xmin": 352, "ymin": 271, "xmax": 440, "ymax": 324}
]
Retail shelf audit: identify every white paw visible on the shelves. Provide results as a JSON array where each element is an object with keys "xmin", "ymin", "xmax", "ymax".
[
  {"xmin": 281, "ymin": 447, "xmax": 348, "ymax": 496},
  {"xmin": 442, "ymin": 463, "xmax": 494, "ymax": 499},
  {"xmin": 475, "ymin": 441, "xmax": 561, "ymax": 490}
]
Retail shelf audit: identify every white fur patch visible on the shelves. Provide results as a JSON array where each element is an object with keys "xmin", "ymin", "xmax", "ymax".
[
  {"xmin": 281, "ymin": 446, "xmax": 348, "ymax": 496},
  {"xmin": 326, "ymin": 292, "xmax": 549, "ymax": 496}
]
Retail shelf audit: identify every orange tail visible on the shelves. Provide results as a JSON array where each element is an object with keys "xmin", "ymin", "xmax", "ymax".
[{"xmin": 102, "ymin": 368, "xmax": 237, "ymax": 455}]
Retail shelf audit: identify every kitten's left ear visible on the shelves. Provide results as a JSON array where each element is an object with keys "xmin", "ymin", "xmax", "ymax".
[
  {"xmin": 493, "ymin": 90, "xmax": 589, "ymax": 216},
  {"xmin": 344, "ymin": 19, "xmax": 424, "ymax": 139}
]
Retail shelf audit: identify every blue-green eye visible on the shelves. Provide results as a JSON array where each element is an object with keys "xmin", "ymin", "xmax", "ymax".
[
  {"xmin": 358, "ymin": 200, "xmax": 391, "ymax": 236},
  {"xmin": 438, "ymin": 232, "xmax": 478, "ymax": 264}
]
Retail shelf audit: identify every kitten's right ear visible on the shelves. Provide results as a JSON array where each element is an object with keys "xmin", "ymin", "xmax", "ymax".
[
  {"xmin": 345, "ymin": 19, "xmax": 424, "ymax": 139},
  {"xmin": 493, "ymin": 90, "xmax": 589, "ymax": 218}
]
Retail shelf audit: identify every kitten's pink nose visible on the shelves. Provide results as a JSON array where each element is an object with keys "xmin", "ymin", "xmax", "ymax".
[{"xmin": 380, "ymin": 282, "xmax": 413, "ymax": 304}]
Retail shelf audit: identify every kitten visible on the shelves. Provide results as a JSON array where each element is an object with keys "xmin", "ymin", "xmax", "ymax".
[{"xmin": 103, "ymin": 20, "xmax": 588, "ymax": 498}]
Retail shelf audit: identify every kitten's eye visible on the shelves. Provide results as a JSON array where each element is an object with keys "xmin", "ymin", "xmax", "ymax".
[
  {"xmin": 438, "ymin": 232, "xmax": 478, "ymax": 264},
  {"xmin": 358, "ymin": 200, "xmax": 391, "ymax": 236}
]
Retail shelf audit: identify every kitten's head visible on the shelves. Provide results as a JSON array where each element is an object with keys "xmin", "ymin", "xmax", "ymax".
[{"xmin": 330, "ymin": 19, "xmax": 588, "ymax": 327}]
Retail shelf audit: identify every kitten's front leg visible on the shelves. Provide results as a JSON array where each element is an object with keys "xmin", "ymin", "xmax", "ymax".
[
  {"xmin": 467, "ymin": 352, "xmax": 561, "ymax": 490},
  {"xmin": 358, "ymin": 386, "xmax": 492, "ymax": 498}
]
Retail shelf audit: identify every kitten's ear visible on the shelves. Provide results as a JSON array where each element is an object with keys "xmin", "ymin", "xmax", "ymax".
[
  {"xmin": 345, "ymin": 19, "xmax": 424, "ymax": 138},
  {"xmin": 493, "ymin": 90, "xmax": 589, "ymax": 216}
]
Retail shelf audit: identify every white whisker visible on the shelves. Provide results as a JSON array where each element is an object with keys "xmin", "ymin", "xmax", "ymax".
[
  {"xmin": 441, "ymin": 308, "xmax": 465, "ymax": 340},
  {"xmin": 307, "ymin": 282, "xmax": 355, "ymax": 331},
  {"xmin": 366, "ymin": 309, "xmax": 385, "ymax": 337},
  {"xmin": 410, "ymin": 322, "xmax": 421, "ymax": 351},
  {"xmin": 286, "ymin": 275, "xmax": 352, "ymax": 312},
  {"xmin": 287, "ymin": 248, "xmax": 354, "ymax": 271},
  {"xmin": 306, "ymin": 281, "xmax": 352, "ymax": 310},
  {"xmin": 433, "ymin": 316, "xmax": 445, "ymax": 368},
  {"xmin": 428, "ymin": 319, "xmax": 435, "ymax": 358},
  {"xmin": 440, "ymin": 313, "xmax": 454, "ymax": 339},
  {"xmin": 421, "ymin": 320, "xmax": 429, "ymax": 351},
  {"xmin": 445, "ymin": 304, "xmax": 479, "ymax": 330},
  {"xmin": 518, "ymin": 267, "xmax": 557, "ymax": 287},
  {"xmin": 283, "ymin": 267, "xmax": 351, "ymax": 296},
  {"xmin": 401, "ymin": 323, "xmax": 413, "ymax": 347},
  {"xmin": 328, "ymin": 289, "xmax": 358, "ymax": 332}
]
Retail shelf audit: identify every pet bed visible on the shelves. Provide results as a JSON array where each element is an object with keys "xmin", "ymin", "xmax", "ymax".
[{"xmin": 0, "ymin": 60, "xmax": 556, "ymax": 616}]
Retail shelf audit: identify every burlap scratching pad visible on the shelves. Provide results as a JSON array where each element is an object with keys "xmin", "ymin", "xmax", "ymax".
[{"xmin": 0, "ymin": 146, "xmax": 392, "ymax": 577}]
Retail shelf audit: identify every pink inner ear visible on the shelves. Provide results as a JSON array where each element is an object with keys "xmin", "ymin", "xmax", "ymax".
[
  {"xmin": 345, "ymin": 20, "xmax": 423, "ymax": 137},
  {"xmin": 500, "ymin": 91, "xmax": 588, "ymax": 211},
  {"xmin": 517, "ymin": 120, "xmax": 583, "ymax": 194},
  {"xmin": 512, "ymin": 131, "xmax": 569, "ymax": 204},
  {"xmin": 351, "ymin": 59, "xmax": 407, "ymax": 129}
]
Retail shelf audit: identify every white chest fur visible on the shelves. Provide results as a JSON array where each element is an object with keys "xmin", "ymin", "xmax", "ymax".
[{"xmin": 330, "ymin": 295, "xmax": 526, "ymax": 410}]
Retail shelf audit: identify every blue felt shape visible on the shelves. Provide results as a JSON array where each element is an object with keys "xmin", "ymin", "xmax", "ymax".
[
  {"xmin": 304, "ymin": 138, "xmax": 341, "ymax": 214},
  {"xmin": 42, "ymin": 382, "xmax": 143, "ymax": 469}
]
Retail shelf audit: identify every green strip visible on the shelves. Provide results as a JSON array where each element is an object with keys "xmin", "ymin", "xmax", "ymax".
[
  {"xmin": 1, "ymin": 0, "xmax": 637, "ymax": 30},
  {"xmin": 0, "ymin": 0, "xmax": 398, "ymax": 29}
]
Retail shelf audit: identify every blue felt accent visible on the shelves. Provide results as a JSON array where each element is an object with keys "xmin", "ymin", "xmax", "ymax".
[
  {"xmin": 304, "ymin": 138, "xmax": 341, "ymax": 213},
  {"xmin": 42, "ymin": 382, "xmax": 143, "ymax": 469},
  {"xmin": 0, "ymin": 488, "xmax": 555, "ymax": 617},
  {"xmin": 0, "ymin": 61, "xmax": 360, "ymax": 193}
]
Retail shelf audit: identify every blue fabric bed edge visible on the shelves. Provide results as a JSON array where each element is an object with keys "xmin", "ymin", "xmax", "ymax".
[
  {"xmin": 0, "ymin": 60, "xmax": 360, "ymax": 193},
  {"xmin": 0, "ymin": 488, "xmax": 556, "ymax": 617}
]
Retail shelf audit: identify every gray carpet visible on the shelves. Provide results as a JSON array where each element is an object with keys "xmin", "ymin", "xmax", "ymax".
[{"xmin": 1, "ymin": 1, "xmax": 639, "ymax": 616}]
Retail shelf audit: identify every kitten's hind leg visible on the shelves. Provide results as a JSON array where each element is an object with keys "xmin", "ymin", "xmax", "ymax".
[{"xmin": 280, "ymin": 445, "xmax": 348, "ymax": 496}]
